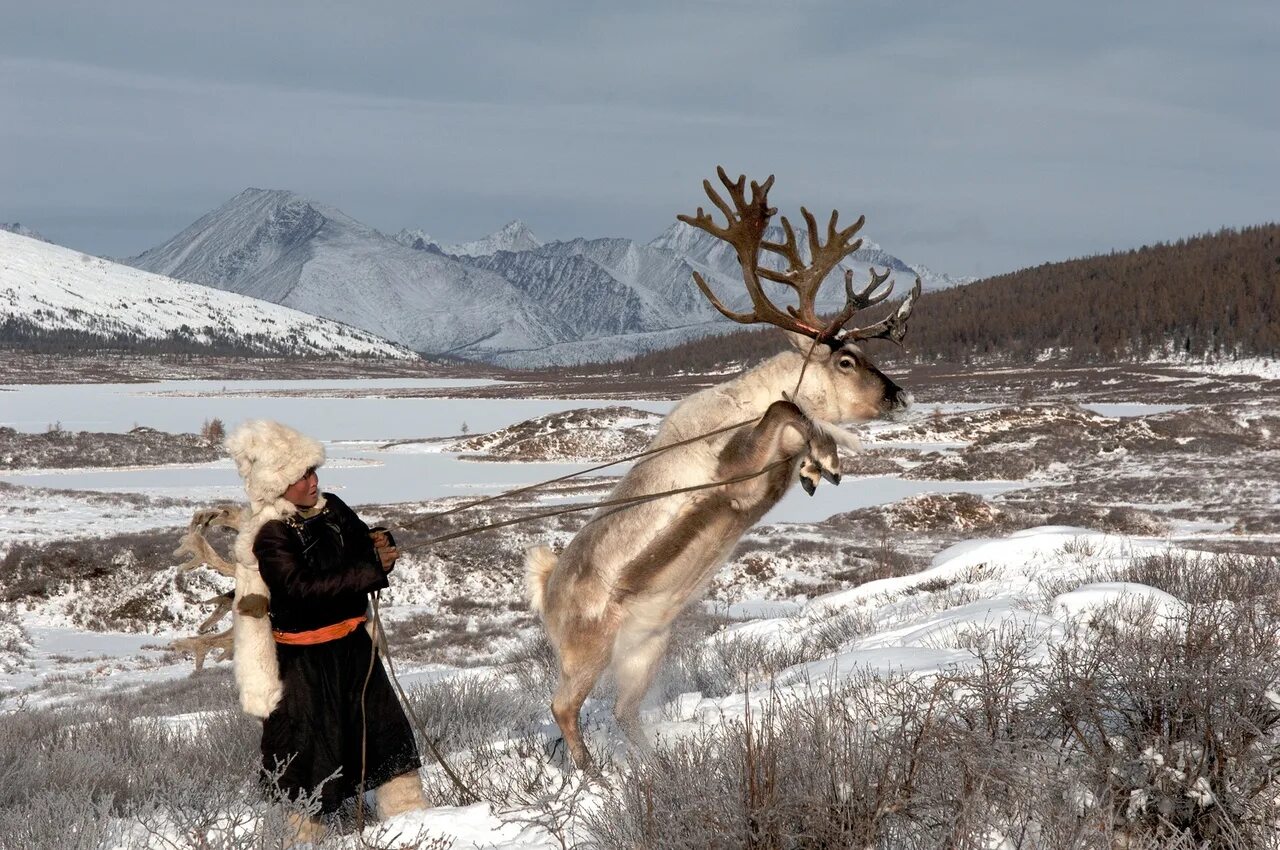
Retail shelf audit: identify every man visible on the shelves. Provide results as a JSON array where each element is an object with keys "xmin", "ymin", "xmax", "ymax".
[{"xmin": 225, "ymin": 419, "xmax": 426, "ymax": 844}]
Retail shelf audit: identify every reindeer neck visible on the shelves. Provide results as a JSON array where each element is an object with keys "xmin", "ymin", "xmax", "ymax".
[{"xmin": 723, "ymin": 350, "xmax": 836, "ymax": 419}]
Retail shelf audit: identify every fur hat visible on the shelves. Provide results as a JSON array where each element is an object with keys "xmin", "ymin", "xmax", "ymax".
[{"xmin": 225, "ymin": 420, "xmax": 325, "ymax": 509}]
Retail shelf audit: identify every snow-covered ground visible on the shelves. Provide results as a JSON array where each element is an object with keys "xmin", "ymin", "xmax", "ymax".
[
  {"xmin": 7, "ymin": 526, "xmax": 1263, "ymax": 848},
  {"xmin": 1, "ymin": 372, "xmax": 1275, "ymax": 848}
]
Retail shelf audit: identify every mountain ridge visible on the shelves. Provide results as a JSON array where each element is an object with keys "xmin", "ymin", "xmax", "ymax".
[{"xmin": 124, "ymin": 188, "xmax": 968, "ymax": 366}]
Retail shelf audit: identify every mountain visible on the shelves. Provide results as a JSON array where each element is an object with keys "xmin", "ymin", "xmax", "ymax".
[
  {"xmin": 397, "ymin": 221, "xmax": 543, "ymax": 258},
  {"xmin": 391, "ymin": 228, "xmax": 439, "ymax": 251},
  {"xmin": 443, "ymin": 221, "xmax": 542, "ymax": 257},
  {"xmin": 127, "ymin": 189, "xmax": 569, "ymax": 358},
  {"xmin": 1, "ymin": 223, "xmax": 51, "ymax": 244},
  {"xmin": 126, "ymin": 190, "xmax": 970, "ymax": 367},
  {"xmin": 0, "ymin": 229, "xmax": 414, "ymax": 358}
]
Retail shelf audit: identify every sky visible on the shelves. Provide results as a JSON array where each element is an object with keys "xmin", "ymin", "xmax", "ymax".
[{"xmin": 1, "ymin": 0, "xmax": 1276, "ymax": 278}]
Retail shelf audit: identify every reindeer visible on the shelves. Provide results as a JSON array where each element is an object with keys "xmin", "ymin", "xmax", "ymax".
[{"xmin": 525, "ymin": 168, "xmax": 921, "ymax": 770}]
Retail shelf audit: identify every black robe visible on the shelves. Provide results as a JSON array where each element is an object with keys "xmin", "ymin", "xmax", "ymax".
[{"xmin": 254, "ymin": 492, "xmax": 421, "ymax": 813}]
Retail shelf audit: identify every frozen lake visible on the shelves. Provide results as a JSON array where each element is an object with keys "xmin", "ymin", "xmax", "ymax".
[{"xmin": 0, "ymin": 379, "xmax": 1024, "ymax": 525}]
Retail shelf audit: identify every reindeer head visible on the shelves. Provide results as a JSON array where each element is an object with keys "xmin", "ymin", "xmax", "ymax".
[
  {"xmin": 783, "ymin": 333, "xmax": 913, "ymax": 423},
  {"xmin": 679, "ymin": 167, "xmax": 920, "ymax": 423}
]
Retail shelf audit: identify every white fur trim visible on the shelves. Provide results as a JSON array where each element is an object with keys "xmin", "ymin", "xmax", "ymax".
[
  {"xmin": 233, "ymin": 562, "xmax": 282, "ymax": 717},
  {"xmin": 230, "ymin": 494, "xmax": 327, "ymax": 718}
]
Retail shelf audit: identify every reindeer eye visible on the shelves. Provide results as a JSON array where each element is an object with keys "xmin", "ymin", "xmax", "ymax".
[{"xmin": 838, "ymin": 356, "xmax": 856, "ymax": 370}]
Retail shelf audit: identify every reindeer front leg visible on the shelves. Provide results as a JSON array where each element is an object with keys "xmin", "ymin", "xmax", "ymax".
[{"xmin": 718, "ymin": 400, "xmax": 840, "ymax": 499}]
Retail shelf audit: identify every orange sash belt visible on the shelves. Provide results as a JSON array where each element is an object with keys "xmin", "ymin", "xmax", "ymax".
[{"xmin": 273, "ymin": 615, "xmax": 366, "ymax": 646}]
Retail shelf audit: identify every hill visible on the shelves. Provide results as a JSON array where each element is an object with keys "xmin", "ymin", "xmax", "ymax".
[
  {"xmin": 0, "ymin": 229, "xmax": 415, "ymax": 358},
  {"xmin": 601, "ymin": 225, "xmax": 1280, "ymax": 374}
]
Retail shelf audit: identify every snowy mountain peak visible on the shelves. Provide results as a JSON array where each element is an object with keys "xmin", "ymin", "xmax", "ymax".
[
  {"xmin": 127, "ymin": 187, "xmax": 380, "ymax": 303},
  {"xmin": 445, "ymin": 220, "xmax": 542, "ymax": 257},
  {"xmin": 392, "ymin": 228, "xmax": 439, "ymax": 251},
  {"xmin": 1, "ymin": 222, "xmax": 51, "ymax": 244}
]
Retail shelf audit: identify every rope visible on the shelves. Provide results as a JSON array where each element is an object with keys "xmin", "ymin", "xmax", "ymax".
[
  {"xmin": 354, "ymin": 453, "xmax": 796, "ymax": 816},
  {"xmin": 401, "ymin": 333, "xmax": 831, "ymax": 534},
  {"xmin": 354, "ymin": 600, "xmax": 379, "ymax": 834},
  {"xmin": 373, "ymin": 593, "xmax": 482, "ymax": 804},
  {"xmin": 396, "ymin": 416, "xmax": 759, "ymax": 532},
  {"xmin": 393, "ymin": 332, "xmax": 829, "ymax": 538},
  {"xmin": 398, "ymin": 455, "xmax": 794, "ymax": 555}
]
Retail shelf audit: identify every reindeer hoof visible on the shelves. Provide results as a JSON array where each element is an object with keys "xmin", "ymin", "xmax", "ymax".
[
  {"xmin": 822, "ymin": 470, "xmax": 841, "ymax": 486},
  {"xmin": 800, "ymin": 476, "xmax": 817, "ymax": 496}
]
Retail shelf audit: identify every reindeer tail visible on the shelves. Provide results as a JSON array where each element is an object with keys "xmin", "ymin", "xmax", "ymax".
[{"xmin": 524, "ymin": 545, "xmax": 558, "ymax": 615}]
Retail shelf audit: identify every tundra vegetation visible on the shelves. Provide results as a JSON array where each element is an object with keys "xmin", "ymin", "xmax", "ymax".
[{"xmin": 1, "ymin": 550, "xmax": 1278, "ymax": 848}]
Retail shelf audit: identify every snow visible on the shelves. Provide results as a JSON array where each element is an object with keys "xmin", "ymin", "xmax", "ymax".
[
  {"xmin": 1147, "ymin": 355, "xmax": 1280, "ymax": 379},
  {"xmin": 4, "ymin": 369, "xmax": 1273, "ymax": 844},
  {"xmin": 1052, "ymin": 582, "xmax": 1186, "ymax": 628},
  {"xmin": 0, "ymin": 383, "xmax": 1042, "ymax": 536},
  {"xmin": 0, "ymin": 230, "xmax": 412, "ymax": 358},
  {"xmin": 443, "ymin": 220, "xmax": 543, "ymax": 257},
  {"xmin": 1082, "ymin": 403, "xmax": 1190, "ymax": 417},
  {"xmin": 687, "ymin": 526, "xmax": 1191, "ymax": 709},
  {"xmin": 374, "ymin": 802, "xmax": 559, "ymax": 849}
]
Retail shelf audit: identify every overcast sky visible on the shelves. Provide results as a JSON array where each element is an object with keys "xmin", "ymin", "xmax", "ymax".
[{"xmin": 1, "ymin": 0, "xmax": 1276, "ymax": 277}]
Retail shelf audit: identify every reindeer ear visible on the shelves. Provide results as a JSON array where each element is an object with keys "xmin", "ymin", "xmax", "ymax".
[{"xmin": 784, "ymin": 331, "xmax": 835, "ymax": 357}]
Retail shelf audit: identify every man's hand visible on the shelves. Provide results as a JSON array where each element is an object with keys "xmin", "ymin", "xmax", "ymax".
[{"xmin": 370, "ymin": 528, "xmax": 398, "ymax": 573}]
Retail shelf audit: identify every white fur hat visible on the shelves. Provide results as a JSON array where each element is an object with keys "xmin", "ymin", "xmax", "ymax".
[{"xmin": 225, "ymin": 420, "xmax": 325, "ymax": 509}]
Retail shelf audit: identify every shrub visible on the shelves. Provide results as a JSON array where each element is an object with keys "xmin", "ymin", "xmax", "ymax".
[
  {"xmin": 201, "ymin": 417, "xmax": 226, "ymax": 444},
  {"xmin": 589, "ymin": 552, "xmax": 1280, "ymax": 848}
]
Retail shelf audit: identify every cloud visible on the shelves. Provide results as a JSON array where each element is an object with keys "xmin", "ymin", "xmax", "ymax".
[{"xmin": 0, "ymin": 0, "xmax": 1275, "ymax": 276}]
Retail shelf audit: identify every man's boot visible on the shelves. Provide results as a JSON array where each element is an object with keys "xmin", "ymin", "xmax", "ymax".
[
  {"xmin": 283, "ymin": 811, "xmax": 326, "ymax": 847},
  {"xmin": 375, "ymin": 770, "xmax": 428, "ymax": 818}
]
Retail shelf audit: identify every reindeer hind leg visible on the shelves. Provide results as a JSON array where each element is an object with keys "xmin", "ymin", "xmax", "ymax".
[
  {"xmin": 611, "ymin": 625, "xmax": 672, "ymax": 757},
  {"xmin": 549, "ymin": 625, "xmax": 614, "ymax": 772}
]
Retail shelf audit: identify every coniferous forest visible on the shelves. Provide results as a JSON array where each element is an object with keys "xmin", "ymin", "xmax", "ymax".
[{"xmin": 606, "ymin": 224, "xmax": 1280, "ymax": 375}]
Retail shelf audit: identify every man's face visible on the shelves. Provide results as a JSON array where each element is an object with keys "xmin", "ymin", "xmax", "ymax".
[{"xmin": 283, "ymin": 466, "xmax": 319, "ymax": 508}]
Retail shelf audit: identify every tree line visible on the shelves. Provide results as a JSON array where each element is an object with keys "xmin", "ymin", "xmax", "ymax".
[
  {"xmin": 0, "ymin": 320, "xmax": 389, "ymax": 359},
  {"xmin": 597, "ymin": 224, "xmax": 1279, "ymax": 374}
]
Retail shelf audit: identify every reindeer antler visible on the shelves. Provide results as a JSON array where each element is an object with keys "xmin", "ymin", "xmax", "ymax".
[
  {"xmin": 173, "ymin": 504, "xmax": 243, "ymax": 576},
  {"xmin": 840, "ymin": 275, "xmax": 923, "ymax": 345},
  {"xmin": 171, "ymin": 628, "xmax": 233, "ymax": 671},
  {"xmin": 170, "ymin": 506, "xmax": 244, "ymax": 670},
  {"xmin": 679, "ymin": 166, "xmax": 921, "ymax": 345}
]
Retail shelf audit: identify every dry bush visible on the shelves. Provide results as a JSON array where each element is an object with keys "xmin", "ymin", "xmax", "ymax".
[
  {"xmin": 402, "ymin": 674, "xmax": 543, "ymax": 755},
  {"xmin": 0, "ymin": 670, "xmax": 458, "ymax": 848},
  {"xmin": 591, "ymin": 552, "xmax": 1280, "ymax": 848},
  {"xmin": 1040, "ymin": 599, "xmax": 1280, "ymax": 847},
  {"xmin": 200, "ymin": 417, "xmax": 226, "ymax": 444},
  {"xmin": 657, "ymin": 631, "xmax": 824, "ymax": 703},
  {"xmin": 0, "ymin": 526, "xmax": 193, "ymax": 603},
  {"xmin": 501, "ymin": 630, "xmax": 559, "ymax": 700},
  {"xmin": 590, "ymin": 657, "xmax": 1079, "ymax": 850}
]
